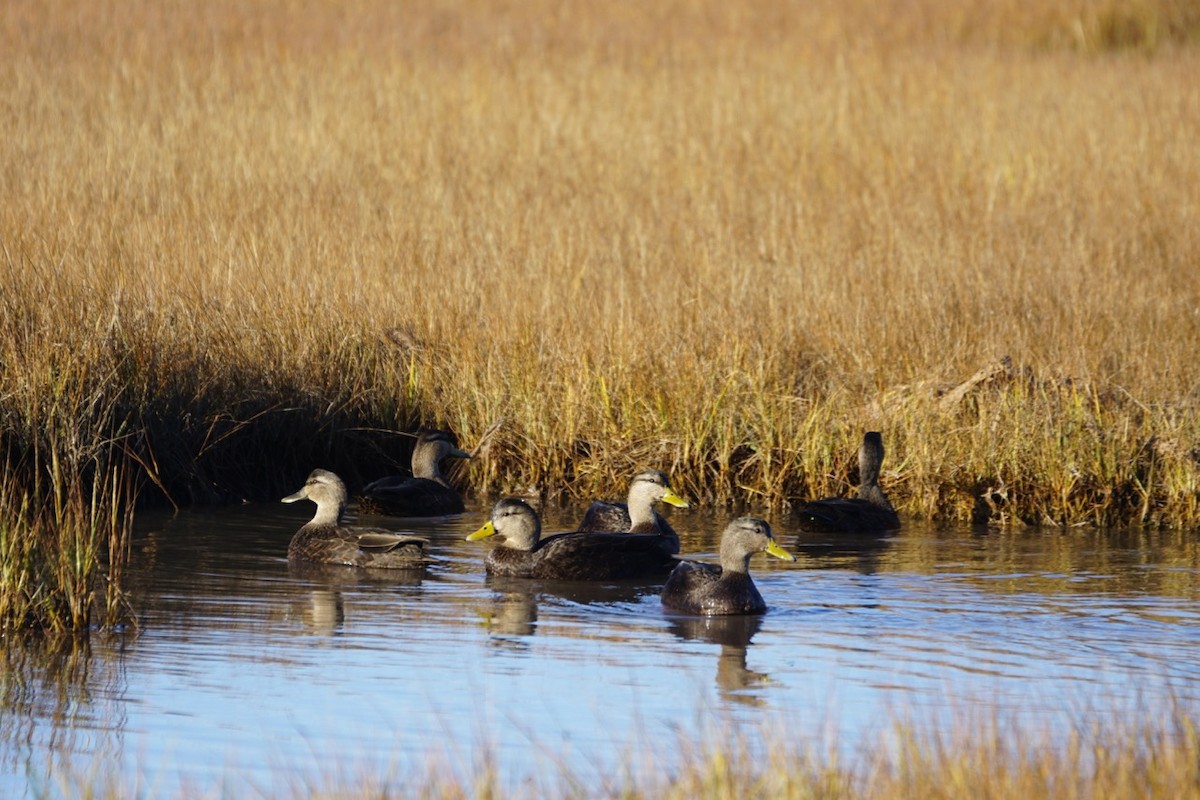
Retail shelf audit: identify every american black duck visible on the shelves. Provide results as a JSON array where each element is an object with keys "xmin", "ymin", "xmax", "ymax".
[
  {"xmin": 283, "ymin": 469, "xmax": 431, "ymax": 568},
  {"xmin": 793, "ymin": 431, "xmax": 900, "ymax": 533},
  {"xmin": 357, "ymin": 429, "xmax": 472, "ymax": 516},
  {"xmin": 466, "ymin": 497, "xmax": 678, "ymax": 580},
  {"xmin": 661, "ymin": 517, "xmax": 795, "ymax": 616},
  {"xmin": 575, "ymin": 469, "xmax": 690, "ymax": 553}
]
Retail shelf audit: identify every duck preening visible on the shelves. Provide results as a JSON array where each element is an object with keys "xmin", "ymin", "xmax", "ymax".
[
  {"xmin": 792, "ymin": 431, "xmax": 900, "ymax": 533},
  {"xmin": 467, "ymin": 497, "xmax": 678, "ymax": 580},
  {"xmin": 661, "ymin": 517, "xmax": 795, "ymax": 616},
  {"xmin": 357, "ymin": 429, "xmax": 472, "ymax": 516},
  {"xmin": 283, "ymin": 469, "xmax": 431, "ymax": 568}
]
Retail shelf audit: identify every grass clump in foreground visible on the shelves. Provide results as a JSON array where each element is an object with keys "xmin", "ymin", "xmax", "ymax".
[
  {"xmin": 0, "ymin": 436, "xmax": 134, "ymax": 636},
  {"xmin": 0, "ymin": 0, "xmax": 1199, "ymax": 567},
  {"xmin": 33, "ymin": 709, "xmax": 1200, "ymax": 799}
]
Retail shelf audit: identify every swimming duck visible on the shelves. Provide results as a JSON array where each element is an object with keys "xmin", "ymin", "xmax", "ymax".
[
  {"xmin": 283, "ymin": 469, "xmax": 431, "ymax": 568},
  {"xmin": 793, "ymin": 431, "xmax": 901, "ymax": 533},
  {"xmin": 357, "ymin": 429, "xmax": 472, "ymax": 516},
  {"xmin": 661, "ymin": 517, "xmax": 795, "ymax": 616},
  {"xmin": 575, "ymin": 469, "xmax": 690, "ymax": 552},
  {"xmin": 466, "ymin": 497, "xmax": 678, "ymax": 580}
]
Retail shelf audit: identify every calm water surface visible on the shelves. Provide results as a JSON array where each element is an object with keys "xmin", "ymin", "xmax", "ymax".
[{"xmin": 3, "ymin": 500, "xmax": 1199, "ymax": 795}]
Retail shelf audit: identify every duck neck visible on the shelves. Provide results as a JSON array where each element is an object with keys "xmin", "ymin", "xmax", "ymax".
[
  {"xmin": 859, "ymin": 436, "xmax": 884, "ymax": 486},
  {"xmin": 506, "ymin": 520, "xmax": 541, "ymax": 551},
  {"xmin": 626, "ymin": 493, "xmax": 656, "ymax": 531},
  {"xmin": 857, "ymin": 483, "xmax": 896, "ymax": 512},
  {"xmin": 310, "ymin": 499, "xmax": 345, "ymax": 527},
  {"xmin": 412, "ymin": 444, "xmax": 451, "ymax": 487},
  {"xmin": 718, "ymin": 544, "xmax": 752, "ymax": 575}
]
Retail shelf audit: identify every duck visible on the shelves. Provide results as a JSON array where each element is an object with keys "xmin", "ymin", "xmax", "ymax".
[
  {"xmin": 357, "ymin": 429, "xmax": 472, "ymax": 516},
  {"xmin": 661, "ymin": 517, "xmax": 795, "ymax": 616},
  {"xmin": 792, "ymin": 431, "xmax": 901, "ymax": 533},
  {"xmin": 282, "ymin": 469, "xmax": 431, "ymax": 568},
  {"xmin": 575, "ymin": 469, "xmax": 690, "ymax": 553},
  {"xmin": 466, "ymin": 497, "xmax": 678, "ymax": 580}
]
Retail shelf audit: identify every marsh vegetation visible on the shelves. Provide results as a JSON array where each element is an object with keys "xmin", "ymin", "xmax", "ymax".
[{"xmin": 1, "ymin": 0, "xmax": 1198, "ymax": 623}]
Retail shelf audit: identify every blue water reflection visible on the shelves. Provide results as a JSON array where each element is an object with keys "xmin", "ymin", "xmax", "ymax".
[{"xmin": 3, "ymin": 502, "xmax": 1198, "ymax": 795}]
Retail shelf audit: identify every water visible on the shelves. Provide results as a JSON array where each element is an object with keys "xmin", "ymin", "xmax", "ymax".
[{"xmin": 3, "ymin": 501, "xmax": 1199, "ymax": 795}]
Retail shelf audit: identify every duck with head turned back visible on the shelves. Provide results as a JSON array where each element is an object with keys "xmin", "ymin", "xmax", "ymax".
[
  {"xmin": 283, "ymin": 469, "xmax": 431, "ymax": 568},
  {"xmin": 661, "ymin": 517, "xmax": 795, "ymax": 616},
  {"xmin": 467, "ymin": 497, "xmax": 678, "ymax": 580},
  {"xmin": 793, "ymin": 431, "xmax": 901, "ymax": 533},
  {"xmin": 575, "ymin": 469, "xmax": 690, "ymax": 553},
  {"xmin": 357, "ymin": 429, "xmax": 472, "ymax": 517}
]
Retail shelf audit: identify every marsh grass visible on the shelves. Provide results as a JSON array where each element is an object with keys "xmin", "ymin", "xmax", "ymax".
[
  {"xmin": 31, "ymin": 707, "xmax": 1200, "ymax": 798},
  {"xmin": 1, "ymin": 0, "xmax": 1199, "ymax": 595},
  {"xmin": 0, "ymin": 437, "xmax": 133, "ymax": 635}
]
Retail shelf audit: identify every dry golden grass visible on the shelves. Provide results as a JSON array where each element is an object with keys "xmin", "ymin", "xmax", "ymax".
[
  {"xmin": 33, "ymin": 707, "xmax": 1200, "ymax": 798},
  {"xmin": 2, "ymin": 0, "xmax": 1199, "ymax": 559}
]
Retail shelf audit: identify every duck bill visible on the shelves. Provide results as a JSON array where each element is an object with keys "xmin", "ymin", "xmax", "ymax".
[
  {"xmin": 281, "ymin": 488, "xmax": 308, "ymax": 503},
  {"xmin": 466, "ymin": 520, "xmax": 497, "ymax": 541},
  {"xmin": 661, "ymin": 490, "xmax": 690, "ymax": 509},
  {"xmin": 450, "ymin": 447, "xmax": 474, "ymax": 459},
  {"xmin": 765, "ymin": 540, "xmax": 796, "ymax": 562}
]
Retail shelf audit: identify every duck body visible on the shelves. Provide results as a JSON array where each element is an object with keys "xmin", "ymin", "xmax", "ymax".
[
  {"xmin": 357, "ymin": 430, "xmax": 471, "ymax": 517},
  {"xmin": 357, "ymin": 477, "xmax": 464, "ymax": 517},
  {"xmin": 662, "ymin": 563, "xmax": 766, "ymax": 616},
  {"xmin": 283, "ymin": 469, "xmax": 431, "ymax": 569},
  {"xmin": 469, "ymin": 498, "xmax": 677, "ymax": 580},
  {"xmin": 793, "ymin": 431, "xmax": 900, "ymax": 534},
  {"xmin": 661, "ymin": 517, "xmax": 795, "ymax": 616},
  {"xmin": 575, "ymin": 469, "xmax": 690, "ymax": 554}
]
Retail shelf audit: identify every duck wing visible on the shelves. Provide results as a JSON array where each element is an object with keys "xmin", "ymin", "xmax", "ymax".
[
  {"xmin": 575, "ymin": 501, "xmax": 632, "ymax": 532},
  {"xmin": 355, "ymin": 531, "xmax": 432, "ymax": 552}
]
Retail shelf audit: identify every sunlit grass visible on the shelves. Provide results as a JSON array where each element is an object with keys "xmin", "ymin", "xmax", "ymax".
[
  {"xmin": 0, "ymin": 447, "xmax": 133, "ymax": 635},
  {"xmin": 0, "ymin": 0, "xmax": 1198, "ymax": 603},
  {"xmin": 28, "ymin": 707, "xmax": 1200, "ymax": 798}
]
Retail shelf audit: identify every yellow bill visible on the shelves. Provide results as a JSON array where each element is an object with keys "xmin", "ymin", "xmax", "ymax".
[
  {"xmin": 466, "ymin": 520, "xmax": 497, "ymax": 541},
  {"xmin": 765, "ymin": 539, "xmax": 795, "ymax": 562},
  {"xmin": 662, "ymin": 489, "xmax": 690, "ymax": 509}
]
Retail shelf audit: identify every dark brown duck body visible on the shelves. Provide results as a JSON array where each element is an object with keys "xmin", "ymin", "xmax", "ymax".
[
  {"xmin": 469, "ymin": 498, "xmax": 677, "ymax": 580},
  {"xmin": 357, "ymin": 430, "xmax": 471, "ymax": 517},
  {"xmin": 662, "ymin": 564, "xmax": 766, "ymax": 615},
  {"xmin": 793, "ymin": 431, "xmax": 901, "ymax": 533},
  {"xmin": 661, "ymin": 517, "xmax": 795, "ymax": 616},
  {"xmin": 357, "ymin": 478, "xmax": 465, "ymax": 517},
  {"xmin": 283, "ymin": 469, "xmax": 431, "ymax": 569}
]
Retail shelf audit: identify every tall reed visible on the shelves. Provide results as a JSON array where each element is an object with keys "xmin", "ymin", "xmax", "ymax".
[
  {"xmin": 0, "ymin": 446, "xmax": 133, "ymax": 635},
  {"xmin": 1, "ymin": 0, "xmax": 1198, "ymax": 537}
]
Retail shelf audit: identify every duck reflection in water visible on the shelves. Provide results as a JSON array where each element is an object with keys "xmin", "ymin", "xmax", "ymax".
[
  {"xmin": 477, "ymin": 574, "xmax": 663, "ymax": 650},
  {"xmin": 478, "ymin": 576, "xmax": 540, "ymax": 642},
  {"xmin": 286, "ymin": 560, "xmax": 425, "ymax": 636},
  {"xmin": 789, "ymin": 530, "xmax": 895, "ymax": 575},
  {"xmin": 668, "ymin": 614, "xmax": 769, "ymax": 707}
]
